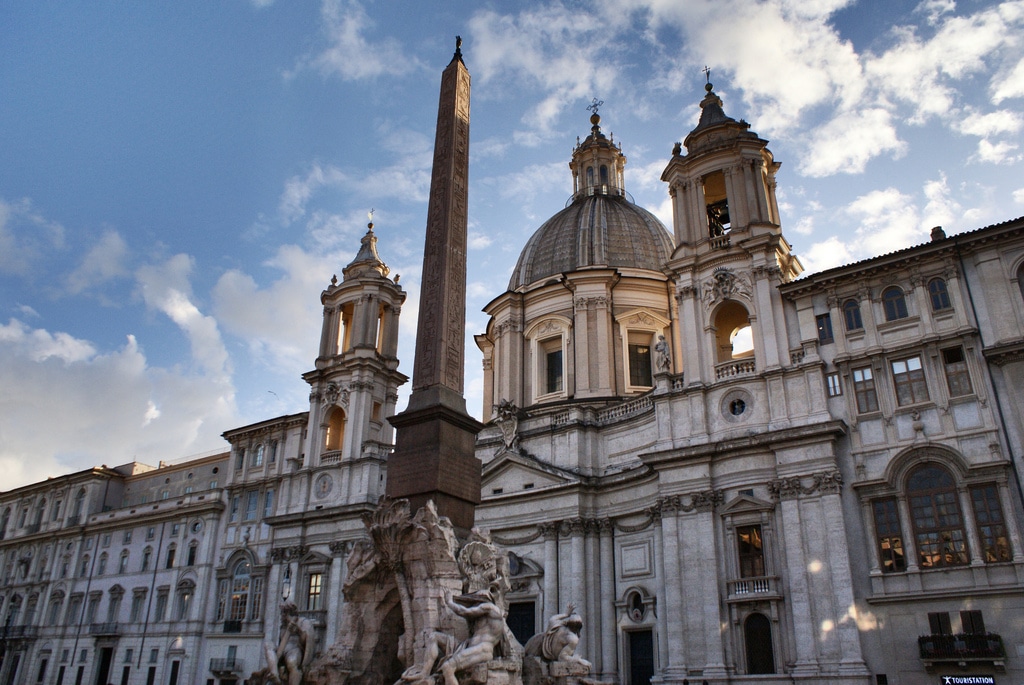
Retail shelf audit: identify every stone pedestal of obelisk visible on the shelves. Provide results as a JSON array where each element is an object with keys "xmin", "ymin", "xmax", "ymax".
[{"xmin": 386, "ymin": 38, "xmax": 483, "ymax": 532}]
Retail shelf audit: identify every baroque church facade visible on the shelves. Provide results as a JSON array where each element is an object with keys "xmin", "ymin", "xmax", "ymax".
[{"xmin": 2, "ymin": 81, "xmax": 1024, "ymax": 685}]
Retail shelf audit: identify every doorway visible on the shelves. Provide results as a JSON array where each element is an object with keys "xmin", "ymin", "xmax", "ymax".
[{"xmin": 628, "ymin": 629, "xmax": 654, "ymax": 685}]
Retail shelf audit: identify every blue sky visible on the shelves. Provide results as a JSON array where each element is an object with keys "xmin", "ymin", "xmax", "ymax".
[{"xmin": 2, "ymin": 0, "xmax": 1023, "ymax": 489}]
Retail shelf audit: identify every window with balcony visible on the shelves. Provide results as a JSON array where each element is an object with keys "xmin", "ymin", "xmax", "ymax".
[
  {"xmin": 891, "ymin": 356, "xmax": 928, "ymax": 405},
  {"xmin": 324, "ymin": 407, "xmax": 346, "ymax": 453},
  {"xmin": 306, "ymin": 572, "xmax": 323, "ymax": 611},
  {"xmin": 737, "ymin": 525, "xmax": 765, "ymax": 578}
]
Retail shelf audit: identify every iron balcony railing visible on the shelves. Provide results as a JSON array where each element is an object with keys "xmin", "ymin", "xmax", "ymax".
[
  {"xmin": 210, "ymin": 658, "xmax": 244, "ymax": 673},
  {"xmin": 918, "ymin": 633, "xmax": 1005, "ymax": 661}
]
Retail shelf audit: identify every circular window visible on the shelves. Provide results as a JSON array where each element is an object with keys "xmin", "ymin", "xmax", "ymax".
[
  {"xmin": 190, "ymin": 520, "xmax": 203, "ymax": 533},
  {"xmin": 212, "ymin": 467, "xmax": 219, "ymax": 474},
  {"xmin": 721, "ymin": 389, "xmax": 753, "ymax": 423}
]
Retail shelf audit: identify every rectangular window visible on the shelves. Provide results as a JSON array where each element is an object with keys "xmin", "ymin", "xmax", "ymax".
[
  {"xmin": 871, "ymin": 499, "xmax": 906, "ymax": 573},
  {"xmin": 123, "ymin": 531, "xmax": 132, "ymax": 545},
  {"xmin": 170, "ymin": 523, "xmax": 180, "ymax": 537},
  {"xmin": 183, "ymin": 486, "xmax": 192, "ymax": 494},
  {"xmin": 244, "ymin": 491, "xmax": 259, "ymax": 521},
  {"xmin": 960, "ymin": 610, "xmax": 985, "ymax": 634},
  {"xmin": 628, "ymin": 342, "xmax": 653, "ymax": 387},
  {"xmin": 209, "ymin": 480, "xmax": 217, "ymax": 490},
  {"xmin": 130, "ymin": 593, "xmax": 145, "ymax": 622},
  {"xmin": 816, "ymin": 313, "xmax": 834, "ymax": 344},
  {"xmin": 229, "ymin": 496, "xmax": 240, "ymax": 523},
  {"xmin": 852, "ymin": 367, "xmax": 879, "ymax": 413},
  {"xmin": 250, "ymin": 576, "xmax": 263, "ymax": 620},
  {"xmin": 891, "ymin": 356, "xmax": 928, "ymax": 405},
  {"xmin": 149, "ymin": 649, "xmax": 158, "ymax": 664},
  {"xmin": 306, "ymin": 572, "xmax": 323, "ymax": 611},
  {"xmin": 253, "ymin": 445, "xmax": 264, "ymax": 467},
  {"xmin": 970, "ymin": 484, "xmax": 1011, "ymax": 562},
  {"xmin": 268, "ymin": 441, "xmax": 277, "ymax": 465},
  {"xmin": 37, "ymin": 659, "xmax": 48, "ymax": 684},
  {"xmin": 928, "ymin": 611, "xmax": 952, "ymax": 636},
  {"xmin": 736, "ymin": 525, "xmax": 765, "ymax": 578},
  {"xmin": 263, "ymin": 489, "xmax": 275, "ymax": 519},
  {"xmin": 101, "ymin": 534, "xmax": 111, "ymax": 548},
  {"xmin": 942, "ymin": 347, "xmax": 972, "ymax": 397},
  {"xmin": 826, "ymin": 372, "xmax": 842, "ymax": 397},
  {"xmin": 235, "ymin": 448, "xmax": 245, "ymax": 471},
  {"xmin": 154, "ymin": 591, "xmax": 168, "ymax": 622},
  {"xmin": 124, "ymin": 649, "xmax": 133, "ymax": 664},
  {"xmin": 160, "ymin": 490, "xmax": 169, "ymax": 500},
  {"xmin": 545, "ymin": 349, "xmax": 563, "ymax": 394},
  {"xmin": 146, "ymin": 527, "xmax": 155, "ymax": 540}
]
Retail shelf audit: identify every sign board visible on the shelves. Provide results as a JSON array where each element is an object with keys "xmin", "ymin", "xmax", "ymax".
[{"xmin": 940, "ymin": 677, "xmax": 995, "ymax": 684}]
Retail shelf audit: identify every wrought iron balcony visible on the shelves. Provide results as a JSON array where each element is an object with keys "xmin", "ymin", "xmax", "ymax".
[
  {"xmin": 210, "ymin": 658, "xmax": 244, "ymax": 673},
  {"xmin": 919, "ymin": 633, "xmax": 1005, "ymax": 667},
  {"xmin": 0, "ymin": 625, "xmax": 40, "ymax": 640}
]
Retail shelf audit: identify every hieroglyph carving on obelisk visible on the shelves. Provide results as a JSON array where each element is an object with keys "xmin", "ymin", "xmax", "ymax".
[{"xmin": 413, "ymin": 37, "xmax": 471, "ymax": 397}]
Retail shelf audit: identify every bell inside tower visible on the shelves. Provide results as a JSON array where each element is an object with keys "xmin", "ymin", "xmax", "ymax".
[{"xmin": 703, "ymin": 170, "xmax": 731, "ymax": 237}]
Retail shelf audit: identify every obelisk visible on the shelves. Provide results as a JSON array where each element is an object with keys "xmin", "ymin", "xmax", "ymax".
[{"xmin": 386, "ymin": 37, "xmax": 483, "ymax": 531}]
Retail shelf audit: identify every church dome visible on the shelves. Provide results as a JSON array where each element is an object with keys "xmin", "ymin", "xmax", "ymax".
[
  {"xmin": 509, "ymin": 104, "xmax": 674, "ymax": 290},
  {"xmin": 509, "ymin": 193, "xmax": 674, "ymax": 290}
]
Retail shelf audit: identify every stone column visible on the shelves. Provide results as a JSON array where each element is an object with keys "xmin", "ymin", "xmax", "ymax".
[
  {"xmin": 659, "ymin": 497, "xmax": 686, "ymax": 675},
  {"xmin": 584, "ymin": 521, "xmax": 598, "ymax": 665},
  {"xmin": 819, "ymin": 485, "xmax": 867, "ymax": 674},
  {"xmin": 569, "ymin": 519, "xmax": 586, "ymax": 622},
  {"xmin": 775, "ymin": 490, "xmax": 818, "ymax": 675},
  {"xmin": 959, "ymin": 487, "xmax": 985, "ymax": 566},
  {"xmin": 327, "ymin": 541, "xmax": 347, "ymax": 644},
  {"xmin": 694, "ymin": 493, "xmax": 726, "ymax": 677},
  {"xmin": 652, "ymin": 507, "xmax": 669, "ymax": 675},
  {"xmin": 598, "ymin": 518, "xmax": 617, "ymax": 681},
  {"xmin": 541, "ymin": 523, "xmax": 559, "ymax": 621}
]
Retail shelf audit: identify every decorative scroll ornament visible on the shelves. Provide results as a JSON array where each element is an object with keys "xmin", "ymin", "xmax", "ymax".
[
  {"xmin": 493, "ymin": 399, "xmax": 520, "ymax": 452},
  {"xmin": 768, "ymin": 469, "xmax": 844, "ymax": 500}
]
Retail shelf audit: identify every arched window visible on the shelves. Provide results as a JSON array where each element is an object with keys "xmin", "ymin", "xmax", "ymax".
[
  {"xmin": 714, "ymin": 301, "xmax": 754, "ymax": 363},
  {"xmin": 744, "ymin": 613, "xmax": 775, "ymax": 674},
  {"xmin": 72, "ymin": 489, "xmax": 86, "ymax": 519},
  {"xmin": 842, "ymin": 299, "xmax": 863, "ymax": 332},
  {"xmin": 175, "ymin": 580, "xmax": 194, "ymax": 621},
  {"xmin": 5, "ymin": 594, "xmax": 22, "ymax": 627},
  {"xmin": 586, "ymin": 166, "xmax": 594, "ymax": 187},
  {"xmin": 928, "ymin": 278, "xmax": 951, "ymax": 311},
  {"xmin": 47, "ymin": 592, "xmax": 65, "ymax": 625},
  {"xmin": 34, "ymin": 499, "xmax": 46, "ymax": 526},
  {"xmin": 324, "ymin": 407, "xmax": 346, "ymax": 452},
  {"xmin": 229, "ymin": 560, "xmax": 251, "ymax": 621},
  {"xmin": 141, "ymin": 547, "xmax": 152, "ymax": 572},
  {"xmin": 599, "ymin": 164, "xmax": 609, "ymax": 186},
  {"xmin": 98, "ymin": 553, "xmax": 108, "ymax": 575},
  {"xmin": 907, "ymin": 465, "xmax": 968, "ymax": 568},
  {"xmin": 882, "ymin": 286, "xmax": 908, "ymax": 321},
  {"xmin": 253, "ymin": 444, "xmax": 264, "ymax": 467},
  {"xmin": 79, "ymin": 555, "xmax": 90, "ymax": 578},
  {"xmin": 119, "ymin": 551, "xmax": 129, "ymax": 574}
]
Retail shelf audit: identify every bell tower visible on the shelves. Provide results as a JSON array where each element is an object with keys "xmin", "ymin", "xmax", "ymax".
[
  {"xmin": 301, "ymin": 217, "xmax": 407, "ymax": 507},
  {"xmin": 662, "ymin": 77, "xmax": 802, "ymax": 386}
]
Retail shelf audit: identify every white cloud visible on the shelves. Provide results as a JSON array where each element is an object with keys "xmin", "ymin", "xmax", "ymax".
[
  {"xmin": 469, "ymin": 233, "xmax": 493, "ymax": 250},
  {"xmin": 1013, "ymin": 187, "xmax": 1024, "ymax": 204},
  {"xmin": 801, "ymin": 109, "xmax": 905, "ymax": 177},
  {"xmin": 304, "ymin": 0, "xmax": 420, "ymax": 81},
  {"xmin": 0, "ymin": 320, "xmax": 236, "ymax": 490},
  {"xmin": 847, "ymin": 187, "xmax": 926, "ymax": 256},
  {"xmin": 212, "ymin": 245, "xmax": 334, "ymax": 376},
  {"xmin": 136, "ymin": 254, "xmax": 231, "ymax": 379},
  {"xmin": 280, "ymin": 164, "xmax": 348, "ymax": 224},
  {"xmin": 956, "ymin": 109, "xmax": 1023, "ymax": 137},
  {"xmin": 468, "ymin": 6, "xmax": 620, "ymax": 134},
  {"xmin": 975, "ymin": 139, "xmax": 1020, "ymax": 164},
  {"xmin": 0, "ymin": 197, "xmax": 66, "ymax": 276},
  {"xmin": 67, "ymin": 229, "xmax": 130, "ymax": 295},
  {"xmin": 992, "ymin": 57, "xmax": 1024, "ymax": 104}
]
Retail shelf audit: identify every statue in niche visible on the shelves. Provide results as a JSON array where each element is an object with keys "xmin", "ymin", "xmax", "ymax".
[
  {"xmin": 260, "ymin": 601, "xmax": 315, "ymax": 685},
  {"xmin": 654, "ymin": 335, "xmax": 671, "ymax": 373},
  {"xmin": 707, "ymin": 200, "xmax": 729, "ymax": 237}
]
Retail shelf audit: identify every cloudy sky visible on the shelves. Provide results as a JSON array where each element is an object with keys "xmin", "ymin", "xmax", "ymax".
[{"xmin": 2, "ymin": 0, "xmax": 1023, "ymax": 490}]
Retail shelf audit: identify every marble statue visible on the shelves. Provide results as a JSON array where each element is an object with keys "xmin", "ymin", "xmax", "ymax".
[{"xmin": 260, "ymin": 601, "xmax": 315, "ymax": 685}]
